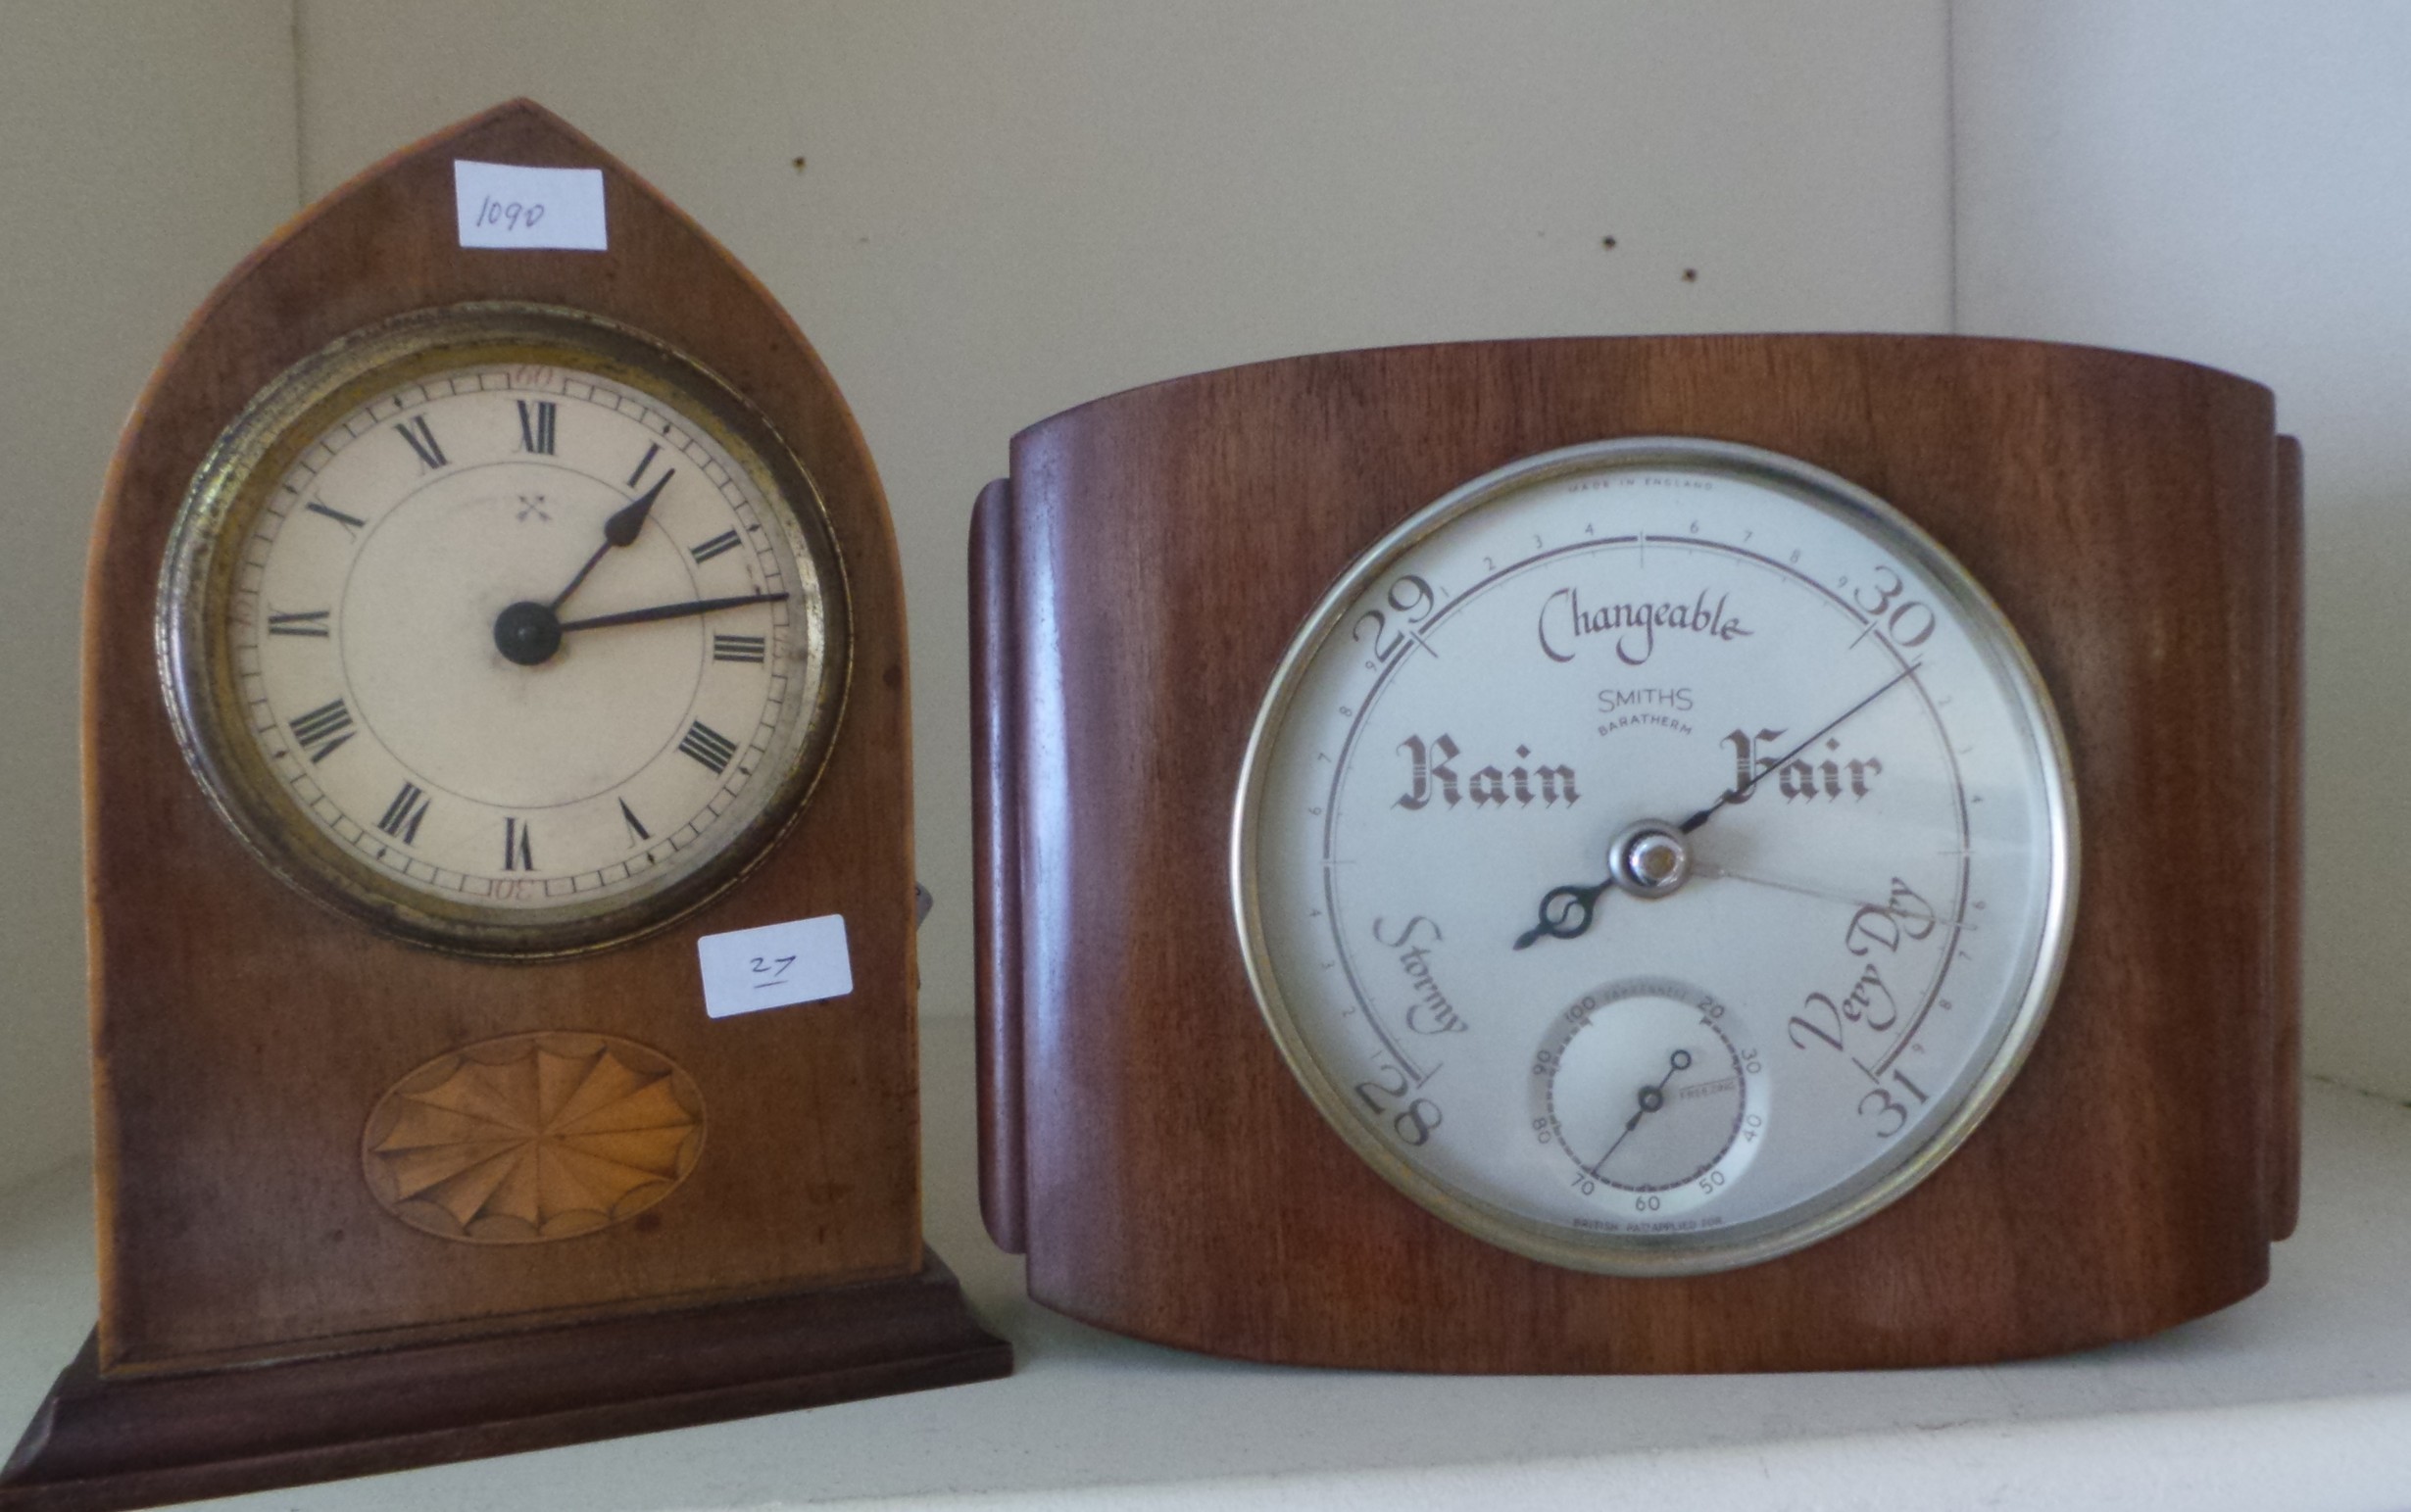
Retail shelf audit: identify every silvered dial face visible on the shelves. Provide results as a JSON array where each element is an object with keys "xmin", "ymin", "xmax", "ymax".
[
  {"xmin": 1235, "ymin": 439, "xmax": 2075, "ymax": 1274},
  {"xmin": 162, "ymin": 306, "xmax": 847, "ymax": 956}
]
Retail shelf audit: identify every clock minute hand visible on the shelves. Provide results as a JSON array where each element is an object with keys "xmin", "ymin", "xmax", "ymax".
[
  {"xmin": 557, "ymin": 591, "xmax": 790, "ymax": 633},
  {"xmin": 547, "ymin": 470, "xmax": 675, "ymax": 612}
]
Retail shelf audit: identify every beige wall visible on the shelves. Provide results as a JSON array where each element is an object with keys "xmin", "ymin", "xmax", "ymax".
[
  {"xmin": 1954, "ymin": 3, "xmax": 2411, "ymax": 1099},
  {"xmin": 0, "ymin": 0, "xmax": 298, "ymax": 1193}
]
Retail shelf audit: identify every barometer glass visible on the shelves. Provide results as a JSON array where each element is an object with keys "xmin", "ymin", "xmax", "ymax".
[{"xmin": 1235, "ymin": 438, "xmax": 2075, "ymax": 1274}]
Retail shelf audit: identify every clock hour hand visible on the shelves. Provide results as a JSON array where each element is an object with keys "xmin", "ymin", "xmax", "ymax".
[
  {"xmin": 547, "ymin": 470, "xmax": 675, "ymax": 612},
  {"xmin": 557, "ymin": 591, "xmax": 790, "ymax": 633}
]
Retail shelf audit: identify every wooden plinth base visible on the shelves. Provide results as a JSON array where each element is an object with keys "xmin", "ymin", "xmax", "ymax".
[{"xmin": 0, "ymin": 1247, "xmax": 1009, "ymax": 1512}]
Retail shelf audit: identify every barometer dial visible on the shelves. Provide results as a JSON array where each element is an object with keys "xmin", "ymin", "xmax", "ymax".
[{"xmin": 1234, "ymin": 438, "xmax": 2076, "ymax": 1275}]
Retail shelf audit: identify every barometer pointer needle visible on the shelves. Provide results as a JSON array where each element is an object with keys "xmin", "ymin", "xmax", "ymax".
[
  {"xmin": 1512, "ymin": 659, "xmax": 1924, "ymax": 950},
  {"xmin": 1674, "ymin": 660, "xmax": 1924, "ymax": 834},
  {"xmin": 1513, "ymin": 880, "xmax": 1612, "ymax": 952}
]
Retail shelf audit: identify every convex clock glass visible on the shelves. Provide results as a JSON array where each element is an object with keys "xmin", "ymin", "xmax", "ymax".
[
  {"xmin": 160, "ymin": 303, "xmax": 848, "ymax": 956},
  {"xmin": 1234, "ymin": 438, "xmax": 2078, "ymax": 1274}
]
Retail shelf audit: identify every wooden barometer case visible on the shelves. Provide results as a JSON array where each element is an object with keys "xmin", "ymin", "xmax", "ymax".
[
  {"xmin": 974, "ymin": 337, "xmax": 2302, "ymax": 1372},
  {"xmin": 2, "ymin": 101, "xmax": 1006, "ymax": 1512}
]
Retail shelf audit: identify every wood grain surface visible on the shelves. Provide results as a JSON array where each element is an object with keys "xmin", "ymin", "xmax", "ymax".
[
  {"xmin": 976, "ymin": 335, "xmax": 2301, "ymax": 1371},
  {"xmin": 970, "ymin": 479, "xmax": 1026, "ymax": 1253},
  {"xmin": 80, "ymin": 101, "xmax": 923, "ymax": 1369},
  {"xmin": 2271, "ymin": 435, "xmax": 2304, "ymax": 1241},
  {"xmin": 1, "ymin": 1250, "xmax": 1006, "ymax": 1512}
]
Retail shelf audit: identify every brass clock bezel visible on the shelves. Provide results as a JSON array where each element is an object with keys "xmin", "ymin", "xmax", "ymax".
[
  {"xmin": 157, "ymin": 302, "xmax": 853, "ymax": 959},
  {"xmin": 1230, "ymin": 436, "xmax": 2080, "ymax": 1276}
]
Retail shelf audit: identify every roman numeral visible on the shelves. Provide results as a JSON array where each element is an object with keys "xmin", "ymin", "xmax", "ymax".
[
  {"xmin": 267, "ymin": 610, "xmax": 331, "ymax": 638},
  {"xmin": 503, "ymin": 817, "xmax": 534, "ymax": 872},
  {"xmin": 676, "ymin": 720, "xmax": 739, "ymax": 775},
  {"xmin": 395, "ymin": 415, "xmax": 448, "ymax": 470},
  {"xmin": 517, "ymin": 399, "xmax": 557, "ymax": 455},
  {"xmin": 618, "ymin": 798, "xmax": 652, "ymax": 845},
  {"xmin": 688, "ymin": 529, "xmax": 742, "ymax": 564},
  {"xmin": 304, "ymin": 500, "xmax": 366, "ymax": 533},
  {"xmin": 712, "ymin": 633, "xmax": 766, "ymax": 663},
  {"xmin": 288, "ymin": 698, "xmax": 355, "ymax": 763},
  {"xmin": 626, "ymin": 442, "xmax": 662, "ymax": 489},
  {"xmin": 375, "ymin": 782, "xmax": 430, "ymax": 844}
]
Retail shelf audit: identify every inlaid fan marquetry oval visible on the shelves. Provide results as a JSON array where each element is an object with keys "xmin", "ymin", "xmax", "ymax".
[{"xmin": 362, "ymin": 1031, "xmax": 705, "ymax": 1244}]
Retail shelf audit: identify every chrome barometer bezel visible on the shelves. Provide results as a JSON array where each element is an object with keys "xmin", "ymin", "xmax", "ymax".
[{"xmin": 1231, "ymin": 436, "xmax": 2079, "ymax": 1276}]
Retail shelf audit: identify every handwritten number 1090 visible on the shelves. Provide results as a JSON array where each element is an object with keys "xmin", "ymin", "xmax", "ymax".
[{"xmin": 474, "ymin": 194, "xmax": 547, "ymax": 234}]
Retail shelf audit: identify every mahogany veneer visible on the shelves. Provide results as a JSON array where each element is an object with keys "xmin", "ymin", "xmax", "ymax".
[{"xmin": 975, "ymin": 335, "xmax": 2300, "ymax": 1372}]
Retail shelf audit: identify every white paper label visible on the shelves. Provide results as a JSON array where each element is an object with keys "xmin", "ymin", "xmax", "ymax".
[
  {"xmin": 697, "ymin": 914, "xmax": 854, "ymax": 1018},
  {"xmin": 453, "ymin": 161, "xmax": 608, "ymax": 250}
]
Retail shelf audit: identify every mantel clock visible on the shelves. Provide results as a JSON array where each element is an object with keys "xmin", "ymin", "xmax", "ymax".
[{"xmin": 1, "ymin": 101, "xmax": 1007, "ymax": 1512}]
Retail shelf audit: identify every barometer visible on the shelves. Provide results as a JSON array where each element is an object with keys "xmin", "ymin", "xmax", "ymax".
[
  {"xmin": 973, "ymin": 336, "xmax": 2301, "ymax": 1371},
  {"xmin": 1234, "ymin": 438, "xmax": 2074, "ymax": 1275}
]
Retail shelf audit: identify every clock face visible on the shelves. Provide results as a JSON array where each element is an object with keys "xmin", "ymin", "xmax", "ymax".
[
  {"xmin": 1234, "ymin": 438, "xmax": 2076, "ymax": 1275},
  {"xmin": 160, "ymin": 305, "xmax": 849, "ymax": 955}
]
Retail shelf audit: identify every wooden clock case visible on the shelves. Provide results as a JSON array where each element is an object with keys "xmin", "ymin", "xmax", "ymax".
[
  {"xmin": 973, "ymin": 336, "xmax": 2302, "ymax": 1372},
  {"xmin": 2, "ymin": 102, "xmax": 1006, "ymax": 1512}
]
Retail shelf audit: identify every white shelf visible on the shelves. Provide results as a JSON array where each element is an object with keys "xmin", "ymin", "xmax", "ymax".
[{"xmin": 5, "ymin": 1024, "xmax": 2408, "ymax": 1511}]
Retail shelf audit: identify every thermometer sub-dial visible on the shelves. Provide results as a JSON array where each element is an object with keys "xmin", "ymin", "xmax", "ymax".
[{"xmin": 1532, "ymin": 980, "xmax": 1763, "ymax": 1220}]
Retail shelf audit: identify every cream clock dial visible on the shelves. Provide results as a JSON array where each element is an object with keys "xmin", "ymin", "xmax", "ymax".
[
  {"xmin": 161, "ymin": 304, "xmax": 849, "ymax": 956},
  {"xmin": 1235, "ymin": 438, "xmax": 2076, "ymax": 1275}
]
